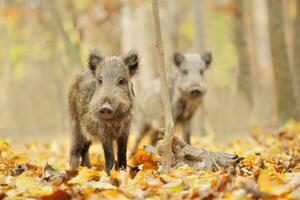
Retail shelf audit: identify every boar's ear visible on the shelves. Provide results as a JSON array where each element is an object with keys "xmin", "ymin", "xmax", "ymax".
[
  {"xmin": 173, "ymin": 52, "xmax": 185, "ymax": 67},
  {"xmin": 124, "ymin": 51, "xmax": 139, "ymax": 76},
  {"xmin": 88, "ymin": 52, "xmax": 103, "ymax": 73},
  {"xmin": 202, "ymin": 52, "xmax": 212, "ymax": 68}
]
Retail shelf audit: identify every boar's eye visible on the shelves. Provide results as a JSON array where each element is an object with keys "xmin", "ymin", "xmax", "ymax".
[{"xmin": 118, "ymin": 77, "xmax": 127, "ymax": 86}]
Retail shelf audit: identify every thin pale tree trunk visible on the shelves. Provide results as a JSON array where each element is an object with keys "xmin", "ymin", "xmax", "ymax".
[
  {"xmin": 151, "ymin": 0, "xmax": 174, "ymax": 173},
  {"xmin": 121, "ymin": 0, "xmax": 132, "ymax": 54},
  {"xmin": 193, "ymin": 0, "xmax": 205, "ymax": 53},
  {"xmin": 192, "ymin": 0, "xmax": 207, "ymax": 137},
  {"xmin": 293, "ymin": 1, "xmax": 300, "ymax": 120},
  {"xmin": 267, "ymin": 0, "xmax": 296, "ymax": 123}
]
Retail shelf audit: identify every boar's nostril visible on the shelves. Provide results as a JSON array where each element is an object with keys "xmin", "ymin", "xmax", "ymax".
[
  {"xmin": 99, "ymin": 103, "xmax": 114, "ymax": 119},
  {"xmin": 190, "ymin": 89, "xmax": 203, "ymax": 97}
]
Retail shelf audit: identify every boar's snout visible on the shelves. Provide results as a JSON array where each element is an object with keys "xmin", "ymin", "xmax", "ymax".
[
  {"xmin": 189, "ymin": 86, "xmax": 205, "ymax": 98},
  {"xmin": 99, "ymin": 102, "xmax": 114, "ymax": 120}
]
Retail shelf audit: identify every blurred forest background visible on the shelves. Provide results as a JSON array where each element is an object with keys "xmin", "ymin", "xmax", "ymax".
[{"xmin": 1, "ymin": 0, "xmax": 300, "ymax": 141}]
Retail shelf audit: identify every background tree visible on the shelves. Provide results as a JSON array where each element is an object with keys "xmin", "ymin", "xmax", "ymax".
[
  {"xmin": 193, "ymin": 0, "xmax": 205, "ymax": 53},
  {"xmin": 267, "ymin": 0, "xmax": 295, "ymax": 123},
  {"xmin": 234, "ymin": 0, "xmax": 253, "ymax": 106},
  {"xmin": 293, "ymin": 0, "xmax": 300, "ymax": 120},
  {"xmin": 192, "ymin": 0, "xmax": 208, "ymax": 136}
]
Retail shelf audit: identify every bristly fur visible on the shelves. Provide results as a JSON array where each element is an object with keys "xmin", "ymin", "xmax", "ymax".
[
  {"xmin": 88, "ymin": 51, "xmax": 103, "ymax": 73},
  {"xmin": 69, "ymin": 51, "xmax": 139, "ymax": 175},
  {"xmin": 123, "ymin": 50, "xmax": 139, "ymax": 76},
  {"xmin": 132, "ymin": 51, "xmax": 212, "ymax": 154}
]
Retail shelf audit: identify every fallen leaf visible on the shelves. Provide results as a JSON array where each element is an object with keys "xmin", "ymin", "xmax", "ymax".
[{"xmin": 41, "ymin": 189, "xmax": 71, "ymax": 200}]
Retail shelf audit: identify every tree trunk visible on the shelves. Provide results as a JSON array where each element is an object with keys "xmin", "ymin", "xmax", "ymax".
[
  {"xmin": 252, "ymin": 0, "xmax": 277, "ymax": 126},
  {"xmin": 234, "ymin": 0, "xmax": 253, "ymax": 106},
  {"xmin": 133, "ymin": 2, "xmax": 157, "ymax": 91},
  {"xmin": 161, "ymin": 0, "xmax": 179, "ymax": 67},
  {"xmin": 192, "ymin": 0, "xmax": 208, "ymax": 137},
  {"xmin": 293, "ymin": 1, "xmax": 300, "ymax": 121},
  {"xmin": 121, "ymin": 0, "xmax": 132, "ymax": 54},
  {"xmin": 151, "ymin": 0, "xmax": 174, "ymax": 174},
  {"xmin": 45, "ymin": 0, "xmax": 81, "ymax": 69},
  {"xmin": 267, "ymin": 0, "xmax": 296, "ymax": 123},
  {"xmin": 193, "ymin": 0, "xmax": 205, "ymax": 53}
]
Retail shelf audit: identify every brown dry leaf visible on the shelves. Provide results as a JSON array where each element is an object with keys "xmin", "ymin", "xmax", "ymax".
[
  {"xmin": 130, "ymin": 149, "xmax": 159, "ymax": 170},
  {"xmin": 1, "ymin": 121, "xmax": 300, "ymax": 199},
  {"xmin": 41, "ymin": 189, "xmax": 71, "ymax": 200}
]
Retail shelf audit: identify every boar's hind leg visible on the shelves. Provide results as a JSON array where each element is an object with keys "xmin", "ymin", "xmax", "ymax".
[
  {"xmin": 102, "ymin": 138, "xmax": 115, "ymax": 175},
  {"xmin": 150, "ymin": 130, "xmax": 160, "ymax": 146},
  {"xmin": 116, "ymin": 132, "xmax": 129, "ymax": 170},
  {"xmin": 80, "ymin": 141, "xmax": 91, "ymax": 167},
  {"xmin": 131, "ymin": 124, "xmax": 151, "ymax": 156},
  {"xmin": 183, "ymin": 121, "xmax": 191, "ymax": 145},
  {"xmin": 70, "ymin": 120, "xmax": 85, "ymax": 169}
]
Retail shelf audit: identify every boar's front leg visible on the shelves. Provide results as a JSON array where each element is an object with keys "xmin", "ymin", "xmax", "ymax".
[
  {"xmin": 102, "ymin": 137, "xmax": 115, "ymax": 175},
  {"xmin": 81, "ymin": 141, "xmax": 91, "ymax": 167},
  {"xmin": 182, "ymin": 120, "xmax": 192, "ymax": 145},
  {"xmin": 70, "ymin": 120, "xmax": 83, "ymax": 169},
  {"xmin": 116, "ymin": 131, "xmax": 129, "ymax": 170}
]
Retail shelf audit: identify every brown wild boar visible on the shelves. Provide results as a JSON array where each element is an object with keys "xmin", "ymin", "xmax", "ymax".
[
  {"xmin": 69, "ymin": 51, "xmax": 139, "ymax": 175},
  {"xmin": 132, "ymin": 52, "xmax": 212, "ymax": 154}
]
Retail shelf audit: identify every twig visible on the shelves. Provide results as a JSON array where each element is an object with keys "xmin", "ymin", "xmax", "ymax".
[{"xmin": 151, "ymin": 0, "xmax": 175, "ymax": 173}]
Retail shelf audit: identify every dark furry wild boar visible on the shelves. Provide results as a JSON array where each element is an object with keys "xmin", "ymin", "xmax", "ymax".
[
  {"xmin": 132, "ymin": 52, "xmax": 212, "ymax": 154},
  {"xmin": 69, "ymin": 51, "xmax": 139, "ymax": 175}
]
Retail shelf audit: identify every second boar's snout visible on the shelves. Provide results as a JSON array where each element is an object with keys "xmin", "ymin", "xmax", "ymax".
[
  {"xmin": 189, "ymin": 87, "xmax": 205, "ymax": 97},
  {"xmin": 99, "ymin": 102, "xmax": 114, "ymax": 120}
]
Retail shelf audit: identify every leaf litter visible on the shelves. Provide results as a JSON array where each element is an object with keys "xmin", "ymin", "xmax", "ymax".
[{"xmin": 0, "ymin": 121, "xmax": 300, "ymax": 199}]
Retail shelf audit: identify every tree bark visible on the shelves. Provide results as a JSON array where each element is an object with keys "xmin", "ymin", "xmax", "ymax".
[
  {"xmin": 45, "ymin": 0, "xmax": 81, "ymax": 69},
  {"xmin": 234, "ymin": 0, "xmax": 253, "ymax": 106},
  {"xmin": 267, "ymin": 0, "xmax": 296, "ymax": 123},
  {"xmin": 133, "ymin": 2, "xmax": 157, "ymax": 91},
  {"xmin": 192, "ymin": 0, "xmax": 208, "ymax": 137},
  {"xmin": 193, "ymin": 0, "xmax": 205, "ymax": 53},
  {"xmin": 156, "ymin": 132, "xmax": 240, "ymax": 171},
  {"xmin": 293, "ymin": 1, "xmax": 300, "ymax": 120},
  {"xmin": 151, "ymin": 0, "xmax": 174, "ymax": 174},
  {"xmin": 121, "ymin": 0, "xmax": 132, "ymax": 54}
]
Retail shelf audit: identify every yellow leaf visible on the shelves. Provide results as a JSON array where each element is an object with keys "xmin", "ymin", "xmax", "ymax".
[
  {"xmin": 163, "ymin": 180, "xmax": 184, "ymax": 192},
  {"xmin": 0, "ymin": 140, "xmax": 9, "ymax": 152},
  {"xmin": 0, "ymin": 173, "xmax": 6, "ymax": 184},
  {"xmin": 159, "ymin": 174, "xmax": 178, "ymax": 183},
  {"xmin": 68, "ymin": 167, "xmax": 104, "ymax": 185},
  {"xmin": 258, "ymin": 170, "xmax": 272, "ymax": 193},
  {"xmin": 27, "ymin": 185, "xmax": 53, "ymax": 197},
  {"xmin": 84, "ymin": 181, "xmax": 116, "ymax": 190},
  {"xmin": 16, "ymin": 173, "xmax": 41, "ymax": 188}
]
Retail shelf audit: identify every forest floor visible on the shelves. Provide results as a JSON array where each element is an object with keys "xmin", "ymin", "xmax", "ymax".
[{"xmin": 0, "ymin": 121, "xmax": 300, "ymax": 200}]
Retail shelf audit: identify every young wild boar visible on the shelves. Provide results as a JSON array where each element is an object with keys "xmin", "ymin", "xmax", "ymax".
[
  {"xmin": 69, "ymin": 51, "xmax": 139, "ymax": 175},
  {"xmin": 132, "ymin": 52, "xmax": 212, "ymax": 154}
]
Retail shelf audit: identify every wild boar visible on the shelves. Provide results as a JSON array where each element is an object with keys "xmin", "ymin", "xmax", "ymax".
[
  {"xmin": 132, "ymin": 52, "xmax": 212, "ymax": 154},
  {"xmin": 69, "ymin": 51, "xmax": 139, "ymax": 174}
]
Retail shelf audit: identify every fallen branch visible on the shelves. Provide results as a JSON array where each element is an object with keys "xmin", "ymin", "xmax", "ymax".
[{"xmin": 155, "ymin": 131, "xmax": 240, "ymax": 171}]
